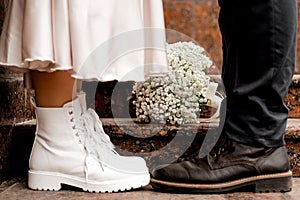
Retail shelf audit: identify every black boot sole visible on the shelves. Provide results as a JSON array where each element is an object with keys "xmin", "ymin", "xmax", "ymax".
[{"xmin": 151, "ymin": 171, "xmax": 293, "ymax": 193}]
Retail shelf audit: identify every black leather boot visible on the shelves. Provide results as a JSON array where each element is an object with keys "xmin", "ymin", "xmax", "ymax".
[{"xmin": 151, "ymin": 137, "xmax": 292, "ymax": 193}]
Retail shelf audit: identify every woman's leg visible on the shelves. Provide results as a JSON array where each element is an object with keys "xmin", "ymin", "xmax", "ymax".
[
  {"xmin": 28, "ymin": 70, "xmax": 150, "ymax": 193},
  {"xmin": 30, "ymin": 70, "xmax": 77, "ymax": 107}
]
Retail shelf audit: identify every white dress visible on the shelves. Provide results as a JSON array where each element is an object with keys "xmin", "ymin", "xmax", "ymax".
[{"xmin": 0, "ymin": 0, "xmax": 168, "ymax": 81}]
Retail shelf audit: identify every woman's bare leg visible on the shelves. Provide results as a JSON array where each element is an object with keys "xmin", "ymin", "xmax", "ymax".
[
  {"xmin": 30, "ymin": 70, "xmax": 77, "ymax": 107},
  {"xmin": 28, "ymin": 71, "xmax": 150, "ymax": 193}
]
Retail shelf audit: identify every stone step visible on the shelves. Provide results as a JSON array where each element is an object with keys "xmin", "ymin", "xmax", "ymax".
[
  {"xmin": 4, "ymin": 117, "xmax": 300, "ymax": 181},
  {"xmin": 103, "ymin": 118, "xmax": 300, "ymax": 177},
  {"xmin": 0, "ymin": 67, "xmax": 34, "ymax": 183},
  {"xmin": 1, "ymin": 74, "xmax": 299, "ymax": 183}
]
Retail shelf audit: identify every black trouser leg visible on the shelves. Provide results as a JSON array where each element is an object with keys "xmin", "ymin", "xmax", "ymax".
[{"xmin": 218, "ymin": 0, "xmax": 298, "ymax": 147}]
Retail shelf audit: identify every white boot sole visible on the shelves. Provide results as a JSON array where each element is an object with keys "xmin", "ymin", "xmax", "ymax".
[{"xmin": 28, "ymin": 170, "xmax": 150, "ymax": 193}]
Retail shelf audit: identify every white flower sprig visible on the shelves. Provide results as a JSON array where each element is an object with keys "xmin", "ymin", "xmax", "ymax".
[{"xmin": 132, "ymin": 41, "xmax": 215, "ymax": 125}]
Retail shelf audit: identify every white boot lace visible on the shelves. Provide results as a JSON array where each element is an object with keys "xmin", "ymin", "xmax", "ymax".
[
  {"xmin": 74, "ymin": 109, "xmax": 121, "ymax": 174},
  {"xmin": 74, "ymin": 107, "xmax": 148, "ymax": 178},
  {"xmin": 83, "ymin": 109, "xmax": 118, "ymax": 154}
]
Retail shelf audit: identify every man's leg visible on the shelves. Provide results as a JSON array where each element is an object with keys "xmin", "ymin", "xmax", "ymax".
[
  {"xmin": 220, "ymin": 0, "xmax": 297, "ymax": 148},
  {"xmin": 150, "ymin": 0, "xmax": 297, "ymax": 193}
]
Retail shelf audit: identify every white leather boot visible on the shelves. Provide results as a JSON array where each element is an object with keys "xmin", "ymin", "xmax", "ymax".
[{"xmin": 28, "ymin": 98, "xmax": 150, "ymax": 193}]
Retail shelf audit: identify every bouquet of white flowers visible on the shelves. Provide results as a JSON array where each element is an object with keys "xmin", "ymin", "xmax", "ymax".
[{"xmin": 132, "ymin": 41, "xmax": 216, "ymax": 125}]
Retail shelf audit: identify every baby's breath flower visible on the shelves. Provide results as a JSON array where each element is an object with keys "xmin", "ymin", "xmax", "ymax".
[{"xmin": 132, "ymin": 41, "xmax": 216, "ymax": 125}]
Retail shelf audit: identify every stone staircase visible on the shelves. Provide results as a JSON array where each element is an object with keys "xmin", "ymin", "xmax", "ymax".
[
  {"xmin": 0, "ymin": 75, "xmax": 299, "ymax": 200},
  {"xmin": 1, "ymin": 75, "xmax": 299, "ymax": 183}
]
